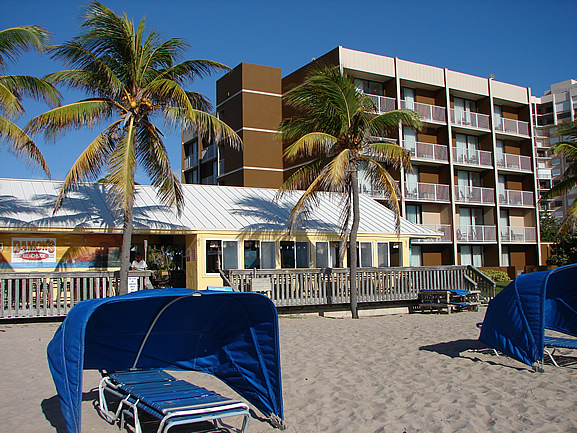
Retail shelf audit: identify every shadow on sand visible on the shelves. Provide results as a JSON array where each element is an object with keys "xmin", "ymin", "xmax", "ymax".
[{"xmin": 42, "ymin": 390, "xmax": 99, "ymax": 433}]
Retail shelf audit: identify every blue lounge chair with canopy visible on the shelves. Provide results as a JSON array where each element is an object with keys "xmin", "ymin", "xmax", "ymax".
[
  {"xmin": 478, "ymin": 263, "xmax": 577, "ymax": 370},
  {"xmin": 47, "ymin": 288, "xmax": 285, "ymax": 433}
]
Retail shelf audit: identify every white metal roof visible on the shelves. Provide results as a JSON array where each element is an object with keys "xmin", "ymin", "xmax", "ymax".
[{"xmin": 0, "ymin": 178, "xmax": 440, "ymax": 238}]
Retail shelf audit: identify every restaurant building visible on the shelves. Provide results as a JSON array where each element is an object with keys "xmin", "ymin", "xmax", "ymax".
[{"xmin": 0, "ymin": 178, "xmax": 439, "ymax": 289}]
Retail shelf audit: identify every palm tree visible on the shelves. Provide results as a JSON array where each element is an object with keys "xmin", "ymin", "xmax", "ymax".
[
  {"xmin": 277, "ymin": 65, "xmax": 422, "ymax": 318},
  {"xmin": 542, "ymin": 120, "xmax": 577, "ymax": 232},
  {"xmin": 0, "ymin": 25, "xmax": 60, "ymax": 175},
  {"xmin": 27, "ymin": 2, "xmax": 241, "ymax": 295}
]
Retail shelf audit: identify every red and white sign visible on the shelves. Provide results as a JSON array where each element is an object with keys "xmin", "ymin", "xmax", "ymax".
[{"xmin": 12, "ymin": 238, "xmax": 56, "ymax": 263}]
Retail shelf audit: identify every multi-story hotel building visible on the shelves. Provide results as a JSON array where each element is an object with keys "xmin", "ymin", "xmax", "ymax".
[
  {"xmin": 182, "ymin": 47, "xmax": 545, "ymax": 271},
  {"xmin": 532, "ymin": 79, "xmax": 577, "ymax": 221}
]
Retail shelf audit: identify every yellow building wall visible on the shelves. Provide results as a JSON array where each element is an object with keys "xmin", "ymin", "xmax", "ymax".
[{"xmin": 188, "ymin": 230, "xmax": 415, "ymax": 290}]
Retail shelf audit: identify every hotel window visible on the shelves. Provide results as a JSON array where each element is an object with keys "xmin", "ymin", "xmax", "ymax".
[
  {"xmin": 501, "ymin": 245, "xmax": 510, "ymax": 267},
  {"xmin": 454, "ymin": 97, "xmax": 477, "ymax": 126},
  {"xmin": 494, "ymin": 104, "xmax": 502, "ymax": 128},
  {"xmin": 455, "ymin": 134, "xmax": 479, "ymax": 164},
  {"xmin": 354, "ymin": 78, "xmax": 384, "ymax": 96},
  {"xmin": 377, "ymin": 242, "xmax": 390, "ymax": 267},
  {"xmin": 406, "ymin": 205, "xmax": 422, "ymax": 224},
  {"xmin": 261, "ymin": 241, "xmax": 276, "ymax": 269},
  {"xmin": 280, "ymin": 241, "xmax": 310, "ymax": 268},
  {"xmin": 206, "ymin": 240, "xmax": 238, "ymax": 273},
  {"xmin": 460, "ymin": 245, "xmax": 483, "ymax": 267},
  {"xmin": 402, "ymin": 87, "xmax": 416, "ymax": 110},
  {"xmin": 244, "ymin": 240, "xmax": 260, "ymax": 269},
  {"xmin": 402, "ymin": 126, "xmax": 417, "ymax": 156}
]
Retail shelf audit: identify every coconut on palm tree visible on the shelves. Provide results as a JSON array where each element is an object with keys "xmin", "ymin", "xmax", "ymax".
[
  {"xmin": 277, "ymin": 65, "xmax": 422, "ymax": 318},
  {"xmin": 27, "ymin": 2, "xmax": 241, "ymax": 295},
  {"xmin": 0, "ymin": 25, "xmax": 60, "ymax": 175},
  {"xmin": 542, "ymin": 120, "xmax": 577, "ymax": 232}
]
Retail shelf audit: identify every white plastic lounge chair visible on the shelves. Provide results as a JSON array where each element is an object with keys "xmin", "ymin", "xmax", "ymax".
[
  {"xmin": 98, "ymin": 369, "xmax": 250, "ymax": 433},
  {"xmin": 544, "ymin": 335, "xmax": 577, "ymax": 367}
]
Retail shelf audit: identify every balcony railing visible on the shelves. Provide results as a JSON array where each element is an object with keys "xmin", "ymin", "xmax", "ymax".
[
  {"xmin": 450, "ymin": 109, "xmax": 491, "ymax": 131},
  {"xmin": 413, "ymin": 224, "xmax": 452, "ymax": 243},
  {"xmin": 495, "ymin": 152, "xmax": 532, "ymax": 171},
  {"xmin": 184, "ymin": 153, "xmax": 198, "ymax": 170},
  {"xmin": 499, "ymin": 189, "xmax": 534, "ymax": 207},
  {"xmin": 538, "ymin": 168, "xmax": 552, "ymax": 180},
  {"xmin": 455, "ymin": 186, "xmax": 495, "ymax": 205},
  {"xmin": 405, "ymin": 182, "xmax": 450, "ymax": 202},
  {"xmin": 401, "ymin": 101, "xmax": 446, "ymax": 124},
  {"xmin": 201, "ymin": 145, "xmax": 217, "ymax": 161},
  {"xmin": 494, "ymin": 118, "xmax": 530, "ymax": 136},
  {"xmin": 456, "ymin": 225, "xmax": 497, "ymax": 242},
  {"xmin": 500, "ymin": 226, "xmax": 537, "ymax": 243},
  {"xmin": 367, "ymin": 94, "xmax": 396, "ymax": 114},
  {"xmin": 404, "ymin": 141, "xmax": 449, "ymax": 163},
  {"xmin": 452, "ymin": 147, "xmax": 493, "ymax": 167}
]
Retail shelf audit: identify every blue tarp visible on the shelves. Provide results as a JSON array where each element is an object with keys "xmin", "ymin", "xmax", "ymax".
[
  {"xmin": 47, "ymin": 289, "xmax": 284, "ymax": 433},
  {"xmin": 479, "ymin": 264, "xmax": 577, "ymax": 367}
]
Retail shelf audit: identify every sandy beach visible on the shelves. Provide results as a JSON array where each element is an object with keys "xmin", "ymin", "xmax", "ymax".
[{"xmin": 1, "ymin": 308, "xmax": 577, "ymax": 433}]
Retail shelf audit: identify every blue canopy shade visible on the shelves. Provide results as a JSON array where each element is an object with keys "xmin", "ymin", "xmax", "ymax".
[
  {"xmin": 47, "ymin": 289, "xmax": 284, "ymax": 433},
  {"xmin": 479, "ymin": 264, "xmax": 577, "ymax": 367}
]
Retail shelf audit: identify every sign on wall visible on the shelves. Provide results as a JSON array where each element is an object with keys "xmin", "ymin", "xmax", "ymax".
[{"xmin": 12, "ymin": 238, "xmax": 56, "ymax": 263}]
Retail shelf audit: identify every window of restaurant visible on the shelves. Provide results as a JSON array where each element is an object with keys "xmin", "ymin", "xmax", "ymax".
[
  {"xmin": 261, "ymin": 241, "xmax": 276, "ymax": 269},
  {"xmin": 206, "ymin": 240, "xmax": 239, "ymax": 273},
  {"xmin": 280, "ymin": 241, "xmax": 310, "ymax": 268},
  {"xmin": 244, "ymin": 240, "xmax": 260, "ymax": 269},
  {"xmin": 377, "ymin": 242, "xmax": 390, "ymax": 267}
]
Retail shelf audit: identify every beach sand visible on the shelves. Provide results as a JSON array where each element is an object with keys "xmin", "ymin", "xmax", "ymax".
[{"xmin": 1, "ymin": 308, "xmax": 577, "ymax": 433}]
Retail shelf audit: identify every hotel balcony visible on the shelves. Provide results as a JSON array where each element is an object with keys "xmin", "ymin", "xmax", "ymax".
[
  {"xmin": 405, "ymin": 141, "xmax": 449, "ymax": 163},
  {"xmin": 452, "ymin": 148, "xmax": 493, "ymax": 167},
  {"xmin": 412, "ymin": 224, "xmax": 452, "ymax": 243},
  {"xmin": 405, "ymin": 182, "xmax": 450, "ymax": 202},
  {"xmin": 455, "ymin": 185, "xmax": 495, "ymax": 205},
  {"xmin": 201, "ymin": 175, "xmax": 216, "ymax": 185},
  {"xmin": 450, "ymin": 109, "xmax": 491, "ymax": 131},
  {"xmin": 456, "ymin": 225, "xmax": 497, "ymax": 242},
  {"xmin": 184, "ymin": 153, "xmax": 198, "ymax": 170},
  {"xmin": 499, "ymin": 189, "xmax": 535, "ymax": 207},
  {"xmin": 367, "ymin": 94, "xmax": 396, "ymax": 114},
  {"xmin": 495, "ymin": 153, "xmax": 532, "ymax": 172},
  {"xmin": 401, "ymin": 101, "xmax": 446, "ymax": 124},
  {"xmin": 500, "ymin": 226, "xmax": 537, "ymax": 243},
  {"xmin": 494, "ymin": 118, "xmax": 530, "ymax": 137},
  {"xmin": 537, "ymin": 168, "xmax": 552, "ymax": 180},
  {"xmin": 201, "ymin": 145, "xmax": 217, "ymax": 161}
]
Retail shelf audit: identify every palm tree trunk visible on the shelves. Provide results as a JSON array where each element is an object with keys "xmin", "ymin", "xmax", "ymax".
[
  {"xmin": 118, "ymin": 197, "xmax": 134, "ymax": 295},
  {"xmin": 350, "ymin": 168, "xmax": 360, "ymax": 319}
]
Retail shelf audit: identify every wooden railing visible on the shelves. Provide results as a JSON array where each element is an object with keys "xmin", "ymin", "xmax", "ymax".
[
  {"xmin": 2, "ymin": 266, "xmax": 496, "ymax": 319},
  {"xmin": 228, "ymin": 266, "xmax": 493, "ymax": 308},
  {"xmin": 0, "ymin": 271, "xmax": 151, "ymax": 319}
]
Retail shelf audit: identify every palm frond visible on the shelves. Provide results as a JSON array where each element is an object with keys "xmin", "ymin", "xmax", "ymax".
[
  {"xmin": 0, "ymin": 25, "xmax": 51, "ymax": 71},
  {"xmin": 0, "ymin": 115, "xmax": 50, "ymax": 175},
  {"xmin": 0, "ymin": 75, "xmax": 60, "ymax": 114},
  {"xmin": 283, "ymin": 132, "xmax": 338, "ymax": 162},
  {"xmin": 135, "ymin": 120, "xmax": 184, "ymax": 214},
  {"xmin": 26, "ymin": 99, "xmax": 114, "ymax": 140},
  {"xmin": 164, "ymin": 106, "xmax": 241, "ymax": 149},
  {"xmin": 365, "ymin": 140, "xmax": 412, "ymax": 170},
  {"xmin": 53, "ymin": 123, "xmax": 118, "ymax": 212},
  {"xmin": 369, "ymin": 109, "xmax": 422, "ymax": 135}
]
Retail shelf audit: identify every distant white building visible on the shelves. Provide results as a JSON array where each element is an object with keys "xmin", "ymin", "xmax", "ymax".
[{"xmin": 532, "ymin": 79, "xmax": 577, "ymax": 221}]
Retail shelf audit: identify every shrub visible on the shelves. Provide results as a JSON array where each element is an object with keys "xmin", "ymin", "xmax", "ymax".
[{"xmin": 482, "ymin": 269, "xmax": 511, "ymax": 282}]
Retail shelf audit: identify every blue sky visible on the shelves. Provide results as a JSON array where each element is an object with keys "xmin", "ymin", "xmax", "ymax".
[{"xmin": 2, "ymin": 0, "xmax": 576, "ymax": 182}]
